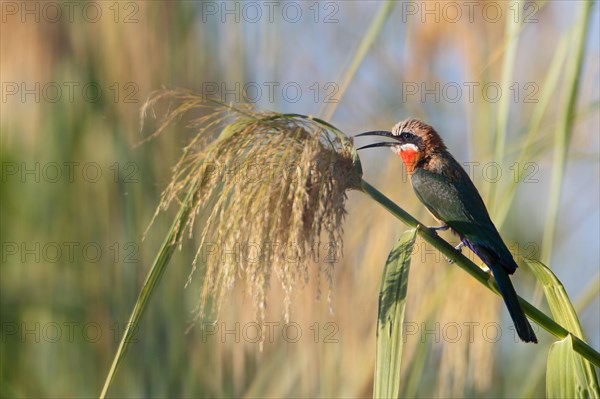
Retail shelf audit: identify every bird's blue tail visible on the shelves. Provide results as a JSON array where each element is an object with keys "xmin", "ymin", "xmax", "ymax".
[{"xmin": 490, "ymin": 265, "xmax": 537, "ymax": 343}]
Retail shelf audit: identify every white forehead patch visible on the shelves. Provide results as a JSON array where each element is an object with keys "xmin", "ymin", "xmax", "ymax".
[
  {"xmin": 391, "ymin": 122, "xmax": 404, "ymax": 136},
  {"xmin": 392, "ymin": 118, "xmax": 414, "ymax": 135}
]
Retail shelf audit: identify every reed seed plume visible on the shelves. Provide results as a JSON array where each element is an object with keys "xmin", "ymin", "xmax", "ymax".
[{"xmin": 141, "ymin": 89, "xmax": 362, "ymax": 324}]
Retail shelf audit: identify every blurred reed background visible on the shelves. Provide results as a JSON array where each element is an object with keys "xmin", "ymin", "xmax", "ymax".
[{"xmin": 1, "ymin": 1, "xmax": 598, "ymax": 397}]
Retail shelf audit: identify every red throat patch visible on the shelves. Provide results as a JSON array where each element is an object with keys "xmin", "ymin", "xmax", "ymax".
[{"xmin": 399, "ymin": 148, "xmax": 420, "ymax": 172}]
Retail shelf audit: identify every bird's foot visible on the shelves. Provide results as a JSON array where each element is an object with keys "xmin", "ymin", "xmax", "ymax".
[
  {"xmin": 485, "ymin": 268, "xmax": 493, "ymax": 280},
  {"xmin": 445, "ymin": 242, "xmax": 465, "ymax": 264},
  {"xmin": 428, "ymin": 224, "xmax": 449, "ymax": 235}
]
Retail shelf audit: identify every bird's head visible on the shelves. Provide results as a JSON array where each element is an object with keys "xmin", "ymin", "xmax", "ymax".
[{"xmin": 355, "ymin": 118, "xmax": 446, "ymax": 173}]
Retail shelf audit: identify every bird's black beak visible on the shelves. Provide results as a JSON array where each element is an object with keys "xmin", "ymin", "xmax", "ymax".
[{"xmin": 354, "ymin": 130, "xmax": 399, "ymax": 151}]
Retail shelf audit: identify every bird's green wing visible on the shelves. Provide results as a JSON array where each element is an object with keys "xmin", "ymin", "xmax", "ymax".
[
  {"xmin": 411, "ymin": 165, "xmax": 493, "ymax": 237},
  {"xmin": 411, "ymin": 157, "xmax": 516, "ymax": 272}
]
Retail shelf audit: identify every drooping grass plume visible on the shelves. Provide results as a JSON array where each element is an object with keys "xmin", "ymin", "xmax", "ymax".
[
  {"xmin": 101, "ymin": 91, "xmax": 362, "ymax": 397},
  {"xmin": 142, "ymin": 89, "xmax": 362, "ymax": 323}
]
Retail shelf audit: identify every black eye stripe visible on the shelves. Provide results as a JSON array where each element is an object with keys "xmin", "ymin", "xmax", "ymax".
[{"xmin": 399, "ymin": 132, "xmax": 414, "ymax": 140}]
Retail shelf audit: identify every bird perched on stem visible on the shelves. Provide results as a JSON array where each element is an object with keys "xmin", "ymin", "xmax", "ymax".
[{"xmin": 356, "ymin": 119, "xmax": 537, "ymax": 343}]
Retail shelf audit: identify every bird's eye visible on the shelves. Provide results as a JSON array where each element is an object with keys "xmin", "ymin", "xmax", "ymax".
[{"xmin": 399, "ymin": 132, "xmax": 413, "ymax": 140}]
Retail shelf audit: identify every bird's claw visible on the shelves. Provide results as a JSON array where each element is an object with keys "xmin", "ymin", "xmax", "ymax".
[
  {"xmin": 445, "ymin": 242, "xmax": 465, "ymax": 264},
  {"xmin": 429, "ymin": 224, "xmax": 449, "ymax": 232}
]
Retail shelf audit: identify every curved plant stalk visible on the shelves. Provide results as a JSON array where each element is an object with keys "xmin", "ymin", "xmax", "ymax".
[
  {"xmin": 360, "ymin": 179, "xmax": 600, "ymax": 367},
  {"xmin": 100, "ymin": 102, "xmax": 599, "ymax": 398}
]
